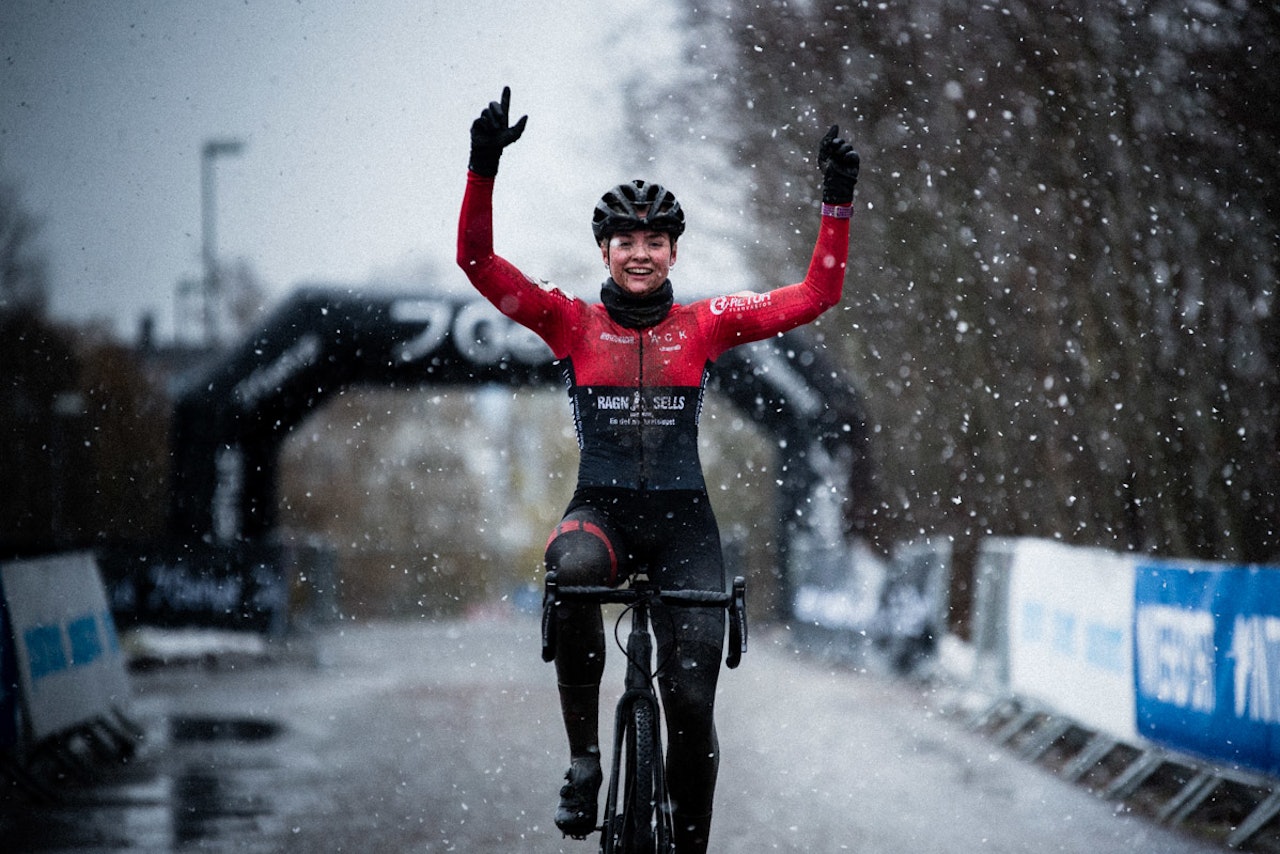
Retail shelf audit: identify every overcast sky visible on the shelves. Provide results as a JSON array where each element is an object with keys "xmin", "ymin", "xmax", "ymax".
[{"xmin": 1, "ymin": 0, "xmax": 700, "ymax": 341}]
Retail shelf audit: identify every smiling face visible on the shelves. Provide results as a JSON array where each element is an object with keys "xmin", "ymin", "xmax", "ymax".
[{"xmin": 601, "ymin": 229, "xmax": 677, "ymax": 297}]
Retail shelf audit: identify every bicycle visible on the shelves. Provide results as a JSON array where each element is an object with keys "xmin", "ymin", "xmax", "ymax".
[{"xmin": 540, "ymin": 571, "xmax": 748, "ymax": 853}]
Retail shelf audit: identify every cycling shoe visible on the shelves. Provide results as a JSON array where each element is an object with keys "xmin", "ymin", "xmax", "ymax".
[{"xmin": 554, "ymin": 757, "xmax": 602, "ymax": 838}]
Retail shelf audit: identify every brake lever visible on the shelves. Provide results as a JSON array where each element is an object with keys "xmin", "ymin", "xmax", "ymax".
[
  {"xmin": 727, "ymin": 575, "xmax": 747, "ymax": 669},
  {"xmin": 540, "ymin": 572, "xmax": 558, "ymax": 663}
]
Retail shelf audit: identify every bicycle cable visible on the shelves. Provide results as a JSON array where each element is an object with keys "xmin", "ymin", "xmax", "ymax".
[
  {"xmin": 611, "ymin": 596, "xmax": 682, "ymax": 683},
  {"xmin": 612, "ymin": 601, "xmax": 651, "ymax": 680}
]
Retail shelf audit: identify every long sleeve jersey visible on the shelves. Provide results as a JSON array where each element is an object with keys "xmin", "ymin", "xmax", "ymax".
[{"xmin": 456, "ymin": 171, "xmax": 851, "ymax": 491}]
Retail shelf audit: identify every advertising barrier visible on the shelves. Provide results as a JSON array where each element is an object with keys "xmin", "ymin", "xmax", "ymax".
[
  {"xmin": 957, "ymin": 540, "xmax": 1280, "ymax": 846},
  {"xmin": 877, "ymin": 539, "xmax": 952, "ymax": 671},
  {"xmin": 968, "ymin": 539, "xmax": 1015, "ymax": 690},
  {"xmin": 0, "ymin": 552, "xmax": 130, "ymax": 743},
  {"xmin": 963, "ymin": 539, "xmax": 1280, "ymax": 780},
  {"xmin": 790, "ymin": 538, "xmax": 952, "ymax": 674},
  {"xmin": 1134, "ymin": 560, "xmax": 1280, "ymax": 777},
  {"xmin": 1005, "ymin": 538, "xmax": 1138, "ymax": 741},
  {"xmin": 98, "ymin": 541, "xmax": 289, "ymax": 635}
]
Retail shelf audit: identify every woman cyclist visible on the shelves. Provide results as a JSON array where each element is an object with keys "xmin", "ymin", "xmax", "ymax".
[{"xmin": 456, "ymin": 87, "xmax": 859, "ymax": 853}]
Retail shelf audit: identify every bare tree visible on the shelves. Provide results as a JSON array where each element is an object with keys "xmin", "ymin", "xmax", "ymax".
[
  {"xmin": 0, "ymin": 172, "xmax": 48, "ymax": 315},
  {"xmin": 0, "ymin": 173, "xmax": 67, "ymax": 553},
  {"xmin": 643, "ymin": 0, "xmax": 1278, "ymax": 562},
  {"xmin": 1, "ymin": 168, "xmax": 173, "ymax": 554},
  {"xmin": 73, "ymin": 329, "xmax": 171, "ymax": 544},
  {"xmin": 0, "ymin": 310, "xmax": 78, "ymax": 554}
]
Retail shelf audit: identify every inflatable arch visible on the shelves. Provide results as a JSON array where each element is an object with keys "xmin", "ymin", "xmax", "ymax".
[{"xmin": 167, "ymin": 287, "xmax": 871, "ymax": 610}]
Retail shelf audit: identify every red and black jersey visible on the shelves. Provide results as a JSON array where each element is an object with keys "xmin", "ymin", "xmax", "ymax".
[{"xmin": 457, "ymin": 171, "xmax": 851, "ymax": 490}]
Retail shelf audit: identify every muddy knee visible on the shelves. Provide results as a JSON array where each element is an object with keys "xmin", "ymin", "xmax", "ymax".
[{"xmin": 545, "ymin": 515, "xmax": 620, "ymax": 586}]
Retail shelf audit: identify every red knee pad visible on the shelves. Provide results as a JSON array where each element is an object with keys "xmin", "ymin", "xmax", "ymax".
[{"xmin": 546, "ymin": 518, "xmax": 620, "ymax": 584}]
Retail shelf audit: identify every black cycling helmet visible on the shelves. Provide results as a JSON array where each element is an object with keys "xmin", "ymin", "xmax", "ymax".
[{"xmin": 592, "ymin": 179, "xmax": 685, "ymax": 244}]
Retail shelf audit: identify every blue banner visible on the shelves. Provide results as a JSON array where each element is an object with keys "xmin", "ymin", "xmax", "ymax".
[{"xmin": 1134, "ymin": 562, "xmax": 1280, "ymax": 775}]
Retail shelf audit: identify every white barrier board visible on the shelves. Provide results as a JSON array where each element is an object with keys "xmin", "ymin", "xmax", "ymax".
[
  {"xmin": 1006, "ymin": 538, "xmax": 1138, "ymax": 741},
  {"xmin": 0, "ymin": 552, "xmax": 131, "ymax": 742}
]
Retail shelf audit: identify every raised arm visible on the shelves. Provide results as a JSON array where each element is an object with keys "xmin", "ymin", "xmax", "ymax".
[
  {"xmin": 456, "ymin": 87, "xmax": 577, "ymax": 357},
  {"xmin": 701, "ymin": 124, "xmax": 861, "ymax": 354},
  {"xmin": 457, "ymin": 84, "xmax": 527, "ymax": 270}
]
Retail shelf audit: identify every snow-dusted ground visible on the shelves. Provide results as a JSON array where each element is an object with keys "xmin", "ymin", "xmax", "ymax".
[{"xmin": 4, "ymin": 615, "xmax": 1225, "ymax": 852}]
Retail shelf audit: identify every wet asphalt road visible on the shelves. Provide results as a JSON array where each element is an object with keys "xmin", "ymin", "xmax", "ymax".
[{"xmin": 3, "ymin": 614, "xmax": 1224, "ymax": 853}]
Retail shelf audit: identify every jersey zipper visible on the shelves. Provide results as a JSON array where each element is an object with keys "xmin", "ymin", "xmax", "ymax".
[{"xmin": 636, "ymin": 330, "xmax": 647, "ymax": 490}]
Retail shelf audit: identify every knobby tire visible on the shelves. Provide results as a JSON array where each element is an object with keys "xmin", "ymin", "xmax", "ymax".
[{"xmin": 621, "ymin": 699, "xmax": 659, "ymax": 853}]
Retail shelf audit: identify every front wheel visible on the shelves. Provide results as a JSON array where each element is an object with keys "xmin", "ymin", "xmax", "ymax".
[{"xmin": 619, "ymin": 698, "xmax": 669, "ymax": 853}]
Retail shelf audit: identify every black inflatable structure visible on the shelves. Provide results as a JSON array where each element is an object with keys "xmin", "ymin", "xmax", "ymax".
[{"xmin": 164, "ymin": 286, "xmax": 871, "ymax": 616}]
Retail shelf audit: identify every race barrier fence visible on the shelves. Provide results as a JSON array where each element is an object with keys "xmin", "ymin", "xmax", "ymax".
[
  {"xmin": 96, "ymin": 541, "xmax": 292, "ymax": 636},
  {"xmin": 0, "ymin": 551, "xmax": 142, "ymax": 797},
  {"xmin": 951, "ymin": 537, "xmax": 1280, "ymax": 846},
  {"xmin": 794, "ymin": 535, "xmax": 1280, "ymax": 845},
  {"xmin": 1134, "ymin": 559, "xmax": 1280, "ymax": 778}
]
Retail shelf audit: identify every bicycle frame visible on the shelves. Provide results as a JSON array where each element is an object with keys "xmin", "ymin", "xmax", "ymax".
[{"xmin": 541, "ymin": 573, "xmax": 747, "ymax": 853}]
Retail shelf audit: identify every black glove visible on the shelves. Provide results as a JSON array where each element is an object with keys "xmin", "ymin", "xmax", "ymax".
[
  {"xmin": 469, "ymin": 86, "xmax": 528, "ymax": 178},
  {"xmin": 818, "ymin": 124, "xmax": 860, "ymax": 204}
]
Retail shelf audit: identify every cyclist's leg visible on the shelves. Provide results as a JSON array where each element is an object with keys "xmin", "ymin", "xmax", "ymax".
[
  {"xmin": 544, "ymin": 506, "xmax": 624, "ymax": 833},
  {"xmin": 648, "ymin": 496, "xmax": 726, "ymax": 854},
  {"xmin": 656, "ymin": 633, "xmax": 722, "ymax": 853}
]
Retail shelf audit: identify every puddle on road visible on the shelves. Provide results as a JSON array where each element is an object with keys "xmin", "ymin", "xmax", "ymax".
[
  {"xmin": 170, "ymin": 714, "xmax": 284, "ymax": 744},
  {"xmin": 0, "ymin": 715, "xmax": 286, "ymax": 852}
]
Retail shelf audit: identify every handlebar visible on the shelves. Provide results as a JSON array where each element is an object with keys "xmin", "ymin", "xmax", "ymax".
[{"xmin": 540, "ymin": 573, "xmax": 748, "ymax": 669}]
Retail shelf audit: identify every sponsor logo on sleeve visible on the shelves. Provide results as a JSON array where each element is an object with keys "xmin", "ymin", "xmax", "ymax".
[{"xmin": 709, "ymin": 292, "xmax": 773, "ymax": 316}]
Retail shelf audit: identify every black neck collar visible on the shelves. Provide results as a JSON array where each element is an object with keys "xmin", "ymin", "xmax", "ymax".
[{"xmin": 600, "ymin": 279, "xmax": 674, "ymax": 329}]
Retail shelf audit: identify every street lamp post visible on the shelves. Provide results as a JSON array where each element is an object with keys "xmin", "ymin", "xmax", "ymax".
[{"xmin": 201, "ymin": 138, "xmax": 245, "ymax": 346}]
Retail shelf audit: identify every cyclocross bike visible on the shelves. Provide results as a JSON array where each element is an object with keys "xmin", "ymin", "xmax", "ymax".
[{"xmin": 541, "ymin": 571, "xmax": 748, "ymax": 854}]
